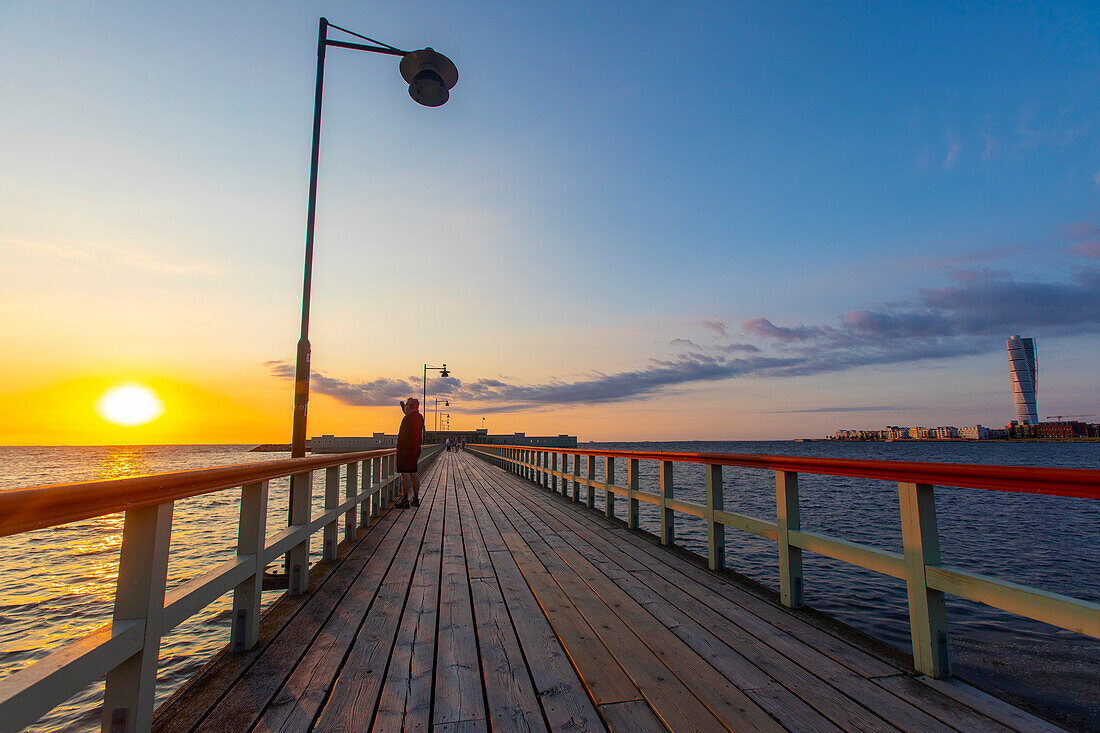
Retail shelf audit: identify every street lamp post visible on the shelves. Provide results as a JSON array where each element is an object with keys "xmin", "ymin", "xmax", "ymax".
[{"xmin": 286, "ymin": 17, "xmax": 457, "ymax": 593}]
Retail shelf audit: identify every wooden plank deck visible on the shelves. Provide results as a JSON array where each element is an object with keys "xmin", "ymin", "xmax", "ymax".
[{"xmin": 153, "ymin": 451, "xmax": 1064, "ymax": 732}]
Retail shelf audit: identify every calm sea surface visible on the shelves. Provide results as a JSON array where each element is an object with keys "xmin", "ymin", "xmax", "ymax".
[{"xmin": 1, "ymin": 442, "xmax": 1097, "ymax": 731}]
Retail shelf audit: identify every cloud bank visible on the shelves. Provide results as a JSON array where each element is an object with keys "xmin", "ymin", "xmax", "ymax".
[{"xmin": 268, "ymin": 267, "xmax": 1100, "ymax": 412}]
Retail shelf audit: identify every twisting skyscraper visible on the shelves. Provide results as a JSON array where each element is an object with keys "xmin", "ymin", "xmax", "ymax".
[{"xmin": 1006, "ymin": 336, "xmax": 1038, "ymax": 424}]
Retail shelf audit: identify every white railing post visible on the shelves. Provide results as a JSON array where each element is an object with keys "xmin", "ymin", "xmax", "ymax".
[
  {"xmin": 586, "ymin": 455, "xmax": 596, "ymax": 508},
  {"xmin": 287, "ymin": 471, "xmax": 312, "ymax": 595},
  {"xmin": 605, "ymin": 457, "xmax": 616, "ymax": 519},
  {"xmin": 898, "ymin": 481, "xmax": 950, "ymax": 677},
  {"xmin": 775, "ymin": 470, "xmax": 804, "ymax": 608},
  {"xmin": 100, "ymin": 501, "xmax": 173, "ymax": 733},
  {"xmin": 572, "ymin": 453, "xmax": 581, "ymax": 502},
  {"xmin": 627, "ymin": 458, "xmax": 640, "ymax": 530},
  {"xmin": 232, "ymin": 481, "xmax": 268, "ymax": 652},
  {"xmin": 705, "ymin": 464, "xmax": 725, "ymax": 571},
  {"xmin": 543, "ymin": 451, "xmax": 550, "ymax": 488},
  {"xmin": 345, "ymin": 461, "xmax": 358, "ymax": 542},
  {"xmin": 372, "ymin": 457, "xmax": 383, "ymax": 513},
  {"xmin": 323, "ymin": 466, "xmax": 339, "ymax": 561},
  {"xmin": 551, "ymin": 452, "xmax": 559, "ymax": 493},
  {"xmin": 660, "ymin": 460, "xmax": 674, "ymax": 545},
  {"xmin": 363, "ymin": 459, "xmax": 375, "ymax": 519}
]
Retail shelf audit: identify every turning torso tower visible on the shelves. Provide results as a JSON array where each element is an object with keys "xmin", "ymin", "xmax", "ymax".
[{"xmin": 1006, "ymin": 335, "xmax": 1038, "ymax": 424}]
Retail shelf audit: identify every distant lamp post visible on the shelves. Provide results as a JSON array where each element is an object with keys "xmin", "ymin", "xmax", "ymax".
[
  {"xmin": 423, "ymin": 363, "xmax": 451, "ymax": 435},
  {"xmin": 290, "ymin": 18, "xmax": 458, "ymax": 460},
  {"xmin": 434, "ymin": 399, "xmax": 449, "ymax": 431}
]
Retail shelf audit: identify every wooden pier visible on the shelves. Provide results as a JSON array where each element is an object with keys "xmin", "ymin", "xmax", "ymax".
[{"xmin": 151, "ymin": 452, "xmax": 1062, "ymax": 732}]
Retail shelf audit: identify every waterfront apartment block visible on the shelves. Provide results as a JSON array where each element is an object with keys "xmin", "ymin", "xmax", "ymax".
[
  {"xmin": 1007, "ymin": 335, "xmax": 1038, "ymax": 424},
  {"xmin": 311, "ymin": 429, "xmax": 578, "ymax": 453},
  {"xmin": 834, "ymin": 420, "xmax": 1100, "ymax": 440}
]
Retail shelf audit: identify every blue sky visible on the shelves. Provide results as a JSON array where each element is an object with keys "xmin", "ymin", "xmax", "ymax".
[{"xmin": 2, "ymin": 1, "xmax": 1099, "ymax": 441}]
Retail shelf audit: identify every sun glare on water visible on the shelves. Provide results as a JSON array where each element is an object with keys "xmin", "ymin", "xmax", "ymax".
[{"xmin": 96, "ymin": 384, "xmax": 165, "ymax": 426}]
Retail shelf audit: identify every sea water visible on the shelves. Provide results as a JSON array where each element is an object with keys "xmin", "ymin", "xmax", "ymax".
[{"xmin": 0, "ymin": 442, "xmax": 1097, "ymax": 730}]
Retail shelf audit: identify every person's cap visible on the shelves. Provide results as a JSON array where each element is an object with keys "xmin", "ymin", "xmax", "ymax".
[{"xmin": 406, "ymin": 398, "xmax": 420, "ymax": 411}]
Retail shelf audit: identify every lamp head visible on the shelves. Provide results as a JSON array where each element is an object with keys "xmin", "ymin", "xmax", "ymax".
[
  {"xmin": 400, "ymin": 48, "xmax": 458, "ymax": 107},
  {"xmin": 440, "ymin": 364, "xmax": 450, "ymax": 378}
]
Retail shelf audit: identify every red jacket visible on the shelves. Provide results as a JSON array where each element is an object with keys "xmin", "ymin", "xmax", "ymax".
[{"xmin": 397, "ymin": 411, "xmax": 424, "ymax": 457}]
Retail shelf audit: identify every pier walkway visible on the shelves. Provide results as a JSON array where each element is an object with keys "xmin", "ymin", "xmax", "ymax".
[{"xmin": 153, "ymin": 451, "xmax": 1059, "ymax": 732}]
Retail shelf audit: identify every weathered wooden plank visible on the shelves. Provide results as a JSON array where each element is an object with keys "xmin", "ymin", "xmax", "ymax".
[
  {"xmin": 373, "ymin": 474, "xmax": 447, "ymax": 732},
  {"xmin": 453, "ymin": 466, "xmax": 546, "ymax": 731},
  {"xmin": 873, "ymin": 673, "xmax": 1016, "ymax": 733},
  {"xmin": 520, "ymin": 467, "xmax": 900, "ymax": 680},
  {"xmin": 430, "ymin": 465, "xmax": 487, "ymax": 729},
  {"xmin": 597, "ymin": 700, "xmax": 668, "ymax": 732},
  {"xmin": 489, "ymin": 482, "xmax": 786, "ymax": 733},
  {"xmin": 468, "ymin": 577, "xmax": 547, "ymax": 731},
  {"xmin": 475, "ymin": 474, "xmax": 741, "ymax": 732},
  {"xmin": 191, "ymin": 503, "xmax": 418, "ymax": 733},
  {"xmin": 258, "ymin": 477, "xmax": 440, "ymax": 732},
  {"xmin": 462, "ymin": 468, "xmax": 642, "ymax": 710},
  {"xmin": 461, "ymin": 470, "xmax": 606, "ymax": 732},
  {"xmin": 914, "ymin": 677, "xmax": 1066, "ymax": 733},
  {"xmin": 492, "ymin": 475, "xmax": 893, "ymax": 732},
  {"xmin": 483, "ymin": 454, "xmax": 1033, "ymax": 733},
  {"xmin": 313, "ymin": 466, "xmax": 444, "ymax": 731}
]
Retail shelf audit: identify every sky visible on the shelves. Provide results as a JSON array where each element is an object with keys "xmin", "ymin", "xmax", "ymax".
[{"xmin": 2, "ymin": 1, "xmax": 1099, "ymax": 444}]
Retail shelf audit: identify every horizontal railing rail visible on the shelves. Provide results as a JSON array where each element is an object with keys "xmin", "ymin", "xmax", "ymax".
[
  {"xmin": 467, "ymin": 444, "xmax": 1100, "ymax": 681},
  {"xmin": 0, "ymin": 444, "xmax": 442, "ymax": 733}
]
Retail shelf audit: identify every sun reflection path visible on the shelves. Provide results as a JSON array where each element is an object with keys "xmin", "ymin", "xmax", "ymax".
[{"xmin": 95, "ymin": 446, "xmax": 152, "ymax": 480}]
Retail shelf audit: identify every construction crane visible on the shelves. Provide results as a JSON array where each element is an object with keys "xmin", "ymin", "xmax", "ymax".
[{"xmin": 1045, "ymin": 414, "xmax": 1096, "ymax": 421}]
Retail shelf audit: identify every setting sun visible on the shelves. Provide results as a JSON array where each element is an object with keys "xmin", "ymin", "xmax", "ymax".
[{"xmin": 95, "ymin": 384, "xmax": 165, "ymax": 426}]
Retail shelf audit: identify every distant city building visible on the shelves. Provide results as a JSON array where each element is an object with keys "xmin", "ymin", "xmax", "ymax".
[
  {"xmin": 958, "ymin": 425, "xmax": 992, "ymax": 440},
  {"xmin": 1006, "ymin": 335, "xmax": 1038, "ymax": 424}
]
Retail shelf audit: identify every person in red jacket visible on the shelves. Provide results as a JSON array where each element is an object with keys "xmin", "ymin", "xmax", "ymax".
[{"xmin": 395, "ymin": 398, "xmax": 424, "ymax": 508}]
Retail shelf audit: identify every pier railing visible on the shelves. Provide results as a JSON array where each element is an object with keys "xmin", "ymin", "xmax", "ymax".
[
  {"xmin": 0, "ymin": 444, "xmax": 442, "ymax": 733},
  {"xmin": 468, "ymin": 444, "xmax": 1100, "ymax": 679}
]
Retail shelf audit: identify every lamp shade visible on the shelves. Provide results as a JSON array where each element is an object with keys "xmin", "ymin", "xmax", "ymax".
[{"xmin": 400, "ymin": 48, "xmax": 458, "ymax": 107}]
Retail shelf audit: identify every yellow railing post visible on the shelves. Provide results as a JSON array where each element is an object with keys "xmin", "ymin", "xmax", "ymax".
[
  {"xmin": 776, "ymin": 470, "xmax": 804, "ymax": 608},
  {"xmin": 660, "ymin": 460, "xmax": 674, "ymax": 545},
  {"xmin": 705, "ymin": 464, "xmax": 725, "ymax": 570},
  {"xmin": 100, "ymin": 501, "xmax": 173, "ymax": 733},
  {"xmin": 899, "ymin": 481, "xmax": 950, "ymax": 677},
  {"xmin": 232, "ymin": 481, "xmax": 268, "ymax": 652}
]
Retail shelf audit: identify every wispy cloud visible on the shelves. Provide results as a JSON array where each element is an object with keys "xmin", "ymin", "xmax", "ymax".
[
  {"xmin": 944, "ymin": 130, "xmax": 961, "ymax": 168},
  {"xmin": 699, "ymin": 320, "xmax": 728, "ymax": 336},
  {"xmin": 0, "ymin": 236, "xmax": 223, "ymax": 276},
  {"xmin": 755, "ymin": 406, "xmax": 906, "ymax": 414},
  {"xmin": 923, "ymin": 243, "xmax": 1030, "ymax": 268}
]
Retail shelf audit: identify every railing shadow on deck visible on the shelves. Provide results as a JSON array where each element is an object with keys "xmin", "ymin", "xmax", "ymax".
[
  {"xmin": 0, "ymin": 444, "xmax": 443, "ymax": 733},
  {"xmin": 467, "ymin": 444, "xmax": 1100, "ymax": 681}
]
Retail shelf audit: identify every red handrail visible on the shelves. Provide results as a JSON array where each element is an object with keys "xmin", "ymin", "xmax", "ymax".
[
  {"xmin": 468, "ymin": 445, "xmax": 1100, "ymax": 500},
  {"xmin": 0, "ymin": 450, "xmax": 397, "ymax": 538}
]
